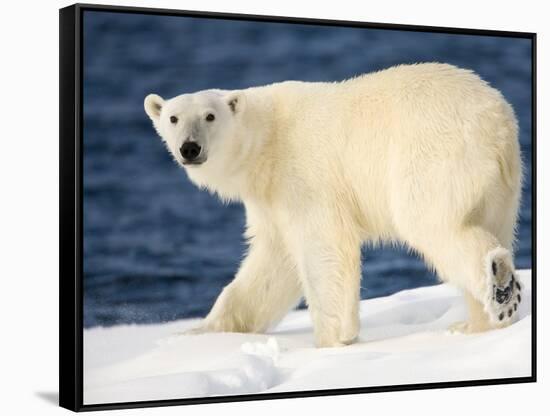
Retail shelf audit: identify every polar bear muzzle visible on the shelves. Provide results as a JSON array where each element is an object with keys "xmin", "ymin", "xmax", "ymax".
[{"xmin": 179, "ymin": 141, "xmax": 204, "ymax": 164}]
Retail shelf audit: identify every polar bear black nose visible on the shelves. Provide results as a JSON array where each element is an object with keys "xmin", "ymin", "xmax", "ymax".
[{"xmin": 180, "ymin": 142, "xmax": 202, "ymax": 161}]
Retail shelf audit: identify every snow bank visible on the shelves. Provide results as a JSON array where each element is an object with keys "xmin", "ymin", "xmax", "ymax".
[{"xmin": 84, "ymin": 270, "xmax": 532, "ymax": 404}]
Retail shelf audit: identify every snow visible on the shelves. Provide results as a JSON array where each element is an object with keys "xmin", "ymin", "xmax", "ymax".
[{"xmin": 83, "ymin": 270, "xmax": 532, "ymax": 405}]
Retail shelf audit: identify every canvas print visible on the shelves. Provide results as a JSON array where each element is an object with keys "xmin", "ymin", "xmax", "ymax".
[{"xmin": 79, "ymin": 7, "xmax": 533, "ymax": 406}]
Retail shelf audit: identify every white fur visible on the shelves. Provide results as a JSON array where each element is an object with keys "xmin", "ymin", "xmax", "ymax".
[{"xmin": 145, "ymin": 63, "xmax": 522, "ymax": 347}]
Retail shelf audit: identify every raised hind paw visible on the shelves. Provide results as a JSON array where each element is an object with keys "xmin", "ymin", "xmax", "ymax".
[{"xmin": 482, "ymin": 248, "xmax": 522, "ymax": 326}]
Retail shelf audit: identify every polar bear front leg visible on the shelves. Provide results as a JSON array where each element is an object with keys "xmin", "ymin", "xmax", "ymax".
[
  {"xmin": 291, "ymin": 228, "xmax": 362, "ymax": 348},
  {"xmin": 190, "ymin": 233, "xmax": 302, "ymax": 334}
]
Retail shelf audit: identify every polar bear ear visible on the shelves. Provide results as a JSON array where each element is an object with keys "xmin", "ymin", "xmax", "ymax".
[
  {"xmin": 144, "ymin": 94, "xmax": 165, "ymax": 122},
  {"xmin": 226, "ymin": 91, "xmax": 246, "ymax": 115}
]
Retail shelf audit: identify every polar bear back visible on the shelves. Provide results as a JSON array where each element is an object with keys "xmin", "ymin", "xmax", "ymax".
[{"xmin": 249, "ymin": 63, "xmax": 520, "ymax": 238}]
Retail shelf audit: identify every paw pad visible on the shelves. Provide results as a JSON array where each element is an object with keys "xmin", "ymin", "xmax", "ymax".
[
  {"xmin": 484, "ymin": 248, "xmax": 522, "ymax": 326},
  {"xmin": 493, "ymin": 278, "xmax": 514, "ymax": 304}
]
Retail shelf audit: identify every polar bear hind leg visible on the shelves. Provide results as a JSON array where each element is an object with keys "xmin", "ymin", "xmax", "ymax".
[
  {"xmin": 448, "ymin": 169, "xmax": 522, "ymax": 333},
  {"xmin": 448, "ymin": 244, "xmax": 522, "ymax": 334},
  {"xmin": 390, "ymin": 163, "xmax": 522, "ymax": 334},
  {"xmin": 400, "ymin": 221, "xmax": 522, "ymax": 334},
  {"xmin": 449, "ymin": 196, "xmax": 522, "ymax": 333},
  {"xmin": 390, "ymin": 99, "xmax": 522, "ymax": 333}
]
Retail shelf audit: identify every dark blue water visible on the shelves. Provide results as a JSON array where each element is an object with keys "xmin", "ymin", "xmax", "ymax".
[{"xmin": 82, "ymin": 11, "xmax": 533, "ymax": 328}]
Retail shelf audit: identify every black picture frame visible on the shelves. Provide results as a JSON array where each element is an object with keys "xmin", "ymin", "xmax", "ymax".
[{"xmin": 59, "ymin": 3, "xmax": 537, "ymax": 412}]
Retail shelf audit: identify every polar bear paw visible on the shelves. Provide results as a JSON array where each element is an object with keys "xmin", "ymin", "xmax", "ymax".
[
  {"xmin": 482, "ymin": 248, "xmax": 522, "ymax": 326},
  {"xmin": 447, "ymin": 320, "xmax": 490, "ymax": 334}
]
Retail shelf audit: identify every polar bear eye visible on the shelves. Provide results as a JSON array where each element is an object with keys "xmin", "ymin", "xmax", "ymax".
[
  {"xmin": 205, "ymin": 113, "xmax": 215, "ymax": 122},
  {"xmin": 170, "ymin": 116, "xmax": 178, "ymax": 124}
]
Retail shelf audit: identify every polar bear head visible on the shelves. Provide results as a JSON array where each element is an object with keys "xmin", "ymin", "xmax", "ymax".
[{"xmin": 144, "ymin": 89, "xmax": 246, "ymax": 166}]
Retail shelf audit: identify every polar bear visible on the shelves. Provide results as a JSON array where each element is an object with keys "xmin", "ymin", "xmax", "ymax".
[{"xmin": 144, "ymin": 63, "xmax": 523, "ymax": 347}]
